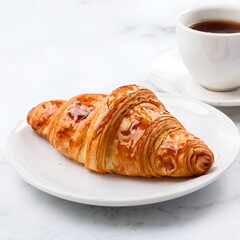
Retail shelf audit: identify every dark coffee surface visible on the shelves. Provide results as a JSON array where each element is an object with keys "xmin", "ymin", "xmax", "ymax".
[{"xmin": 189, "ymin": 19, "xmax": 240, "ymax": 33}]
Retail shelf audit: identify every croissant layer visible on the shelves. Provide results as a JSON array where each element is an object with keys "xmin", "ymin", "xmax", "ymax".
[{"xmin": 27, "ymin": 85, "xmax": 214, "ymax": 177}]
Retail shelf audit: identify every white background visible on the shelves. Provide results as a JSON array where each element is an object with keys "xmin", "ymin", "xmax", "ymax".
[{"xmin": 1, "ymin": 0, "xmax": 240, "ymax": 239}]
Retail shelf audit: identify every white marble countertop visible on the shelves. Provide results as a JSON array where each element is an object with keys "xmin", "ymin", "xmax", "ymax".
[{"xmin": 1, "ymin": 0, "xmax": 240, "ymax": 239}]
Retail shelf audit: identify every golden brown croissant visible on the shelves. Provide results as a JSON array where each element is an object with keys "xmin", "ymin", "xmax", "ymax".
[{"xmin": 27, "ymin": 85, "xmax": 214, "ymax": 177}]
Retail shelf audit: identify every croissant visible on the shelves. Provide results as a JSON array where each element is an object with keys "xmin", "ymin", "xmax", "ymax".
[{"xmin": 27, "ymin": 85, "xmax": 214, "ymax": 178}]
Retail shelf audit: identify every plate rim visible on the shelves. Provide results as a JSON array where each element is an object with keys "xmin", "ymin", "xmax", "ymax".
[
  {"xmin": 7, "ymin": 93, "xmax": 240, "ymax": 207},
  {"xmin": 148, "ymin": 49, "xmax": 240, "ymax": 107}
]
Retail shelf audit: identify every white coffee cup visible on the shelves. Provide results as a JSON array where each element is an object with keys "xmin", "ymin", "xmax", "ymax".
[{"xmin": 176, "ymin": 6, "xmax": 240, "ymax": 91}]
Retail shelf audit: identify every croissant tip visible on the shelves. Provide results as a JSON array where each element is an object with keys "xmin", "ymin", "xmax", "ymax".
[{"xmin": 194, "ymin": 155, "xmax": 214, "ymax": 176}]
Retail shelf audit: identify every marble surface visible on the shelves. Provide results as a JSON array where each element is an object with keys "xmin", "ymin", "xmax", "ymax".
[{"xmin": 1, "ymin": 0, "xmax": 240, "ymax": 239}]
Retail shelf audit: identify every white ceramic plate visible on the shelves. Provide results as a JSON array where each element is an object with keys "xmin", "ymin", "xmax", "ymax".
[
  {"xmin": 8, "ymin": 94, "xmax": 240, "ymax": 207},
  {"xmin": 149, "ymin": 49, "xmax": 240, "ymax": 107}
]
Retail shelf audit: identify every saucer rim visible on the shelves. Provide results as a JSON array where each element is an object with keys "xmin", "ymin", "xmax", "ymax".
[{"xmin": 148, "ymin": 49, "xmax": 240, "ymax": 107}]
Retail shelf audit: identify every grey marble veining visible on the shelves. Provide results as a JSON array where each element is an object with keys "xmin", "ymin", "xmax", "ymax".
[{"xmin": 119, "ymin": 25, "xmax": 176, "ymax": 37}]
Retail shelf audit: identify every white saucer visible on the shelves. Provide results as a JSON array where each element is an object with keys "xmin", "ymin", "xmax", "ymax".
[
  {"xmin": 7, "ymin": 93, "xmax": 240, "ymax": 207},
  {"xmin": 149, "ymin": 49, "xmax": 240, "ymax": 107}
]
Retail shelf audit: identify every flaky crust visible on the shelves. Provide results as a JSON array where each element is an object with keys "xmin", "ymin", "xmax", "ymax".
[{"xmin": 27, "ymin": 85, "xmax": 214, "ymax": 177}]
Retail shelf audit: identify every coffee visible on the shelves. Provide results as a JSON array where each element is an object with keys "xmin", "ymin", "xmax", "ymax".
[{"xmin": 189, "ymin": 19, "xmax": 240, "ymax": 33}]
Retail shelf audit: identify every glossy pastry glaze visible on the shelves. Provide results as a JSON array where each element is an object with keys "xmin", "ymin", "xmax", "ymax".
[
  {"xmin": 27, "ymin": 100, "xmax": 65, "ymax": 138},
  {"xmin": 27, "ymin": 85, "xmax": 214, "ymax": 178}
]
